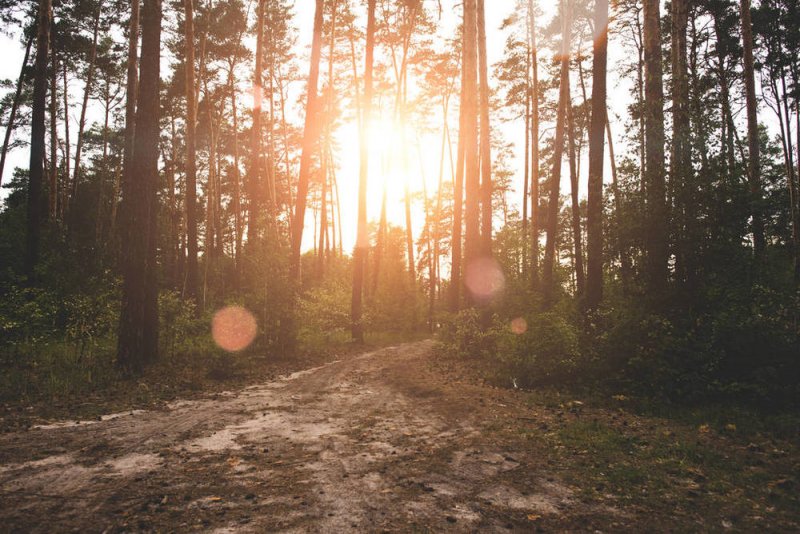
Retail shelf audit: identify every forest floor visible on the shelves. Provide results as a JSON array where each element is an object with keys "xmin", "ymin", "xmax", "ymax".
[{"xmin": 0, "ymin": 340, "xmax": 798, "ymax": 532}]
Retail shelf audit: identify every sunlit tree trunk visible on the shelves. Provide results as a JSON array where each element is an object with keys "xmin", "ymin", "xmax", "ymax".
[
  {"xmin": 26, "ymin": 0, "xmax": 51, "ymax": 281},
  {"xmin": 248, "ymin": 0, "xmax": 265, "ymax": 241},
  {"xmin": 542, "ymin": 1, "xmax": 569, "ymax": 305},
  {"xmin": 182, "ymin": 0, "xmax": 199, "ymax": 303},
  {"xmin": 566, "ymin": 80, "xmax": 584, "ymax": 297},
  {"xmin": 740, "ymin": 0, "xmax": 765, "ymax": 256},
  {"xmin": 462, "ymin": 0, "xmax": 480, "ymax": 301},
  {"xmin": 290, "ymin": 0, "xmax": 325, "ymax": 283},
  {"xmin": 529, "ymin": 0, "xmax": 540, "ymax": 290},
  {"xmin": 0, "ymin": 34, "xmax": 33, "ymax": 190},
  {"xmin": 643, "ymin": 0, "xmax": 667, "ymax": 294},
  {"xmin": 450, "ymin": 17, "xmax": 467, "ymax": 312},
  {"xmin": 118, "ymin": 0, "xmax": 161, "ymax": 372},
  {"xmin": 586, "ymin": 0, "xmax": 608, "ymax": 308},
  {"xmin": 477, "ymin": 0, "xmax": 492, "ymax": 256}
]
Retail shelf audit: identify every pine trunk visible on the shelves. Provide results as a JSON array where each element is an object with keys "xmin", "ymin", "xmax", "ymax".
[
  {"xmin": 586, "ymin": 0, "xmax": 608, "ymax": 308},
  {"xmin": 26, "ymin": 0, "xmax": 51, "ymax": 280},
  {"xmin": 118, "ymin": 0, "xmax": 161, "ymax": 372},
  {"xmin": 643, "ymin": 0, "xmax": 668, "ymax": 294},
  {"xmin": 183, "ymin": 0, "xmax": 199, "ymax": 302}
]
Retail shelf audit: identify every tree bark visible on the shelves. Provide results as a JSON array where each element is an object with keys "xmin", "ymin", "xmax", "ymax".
[
  {"xmin": 49, "ymin": 35, "xmax": 58, "ymax": 220},
  {"xmin": 586, "ymin": 0, "xmax": 608, "ymax": 308},
  {"xmin": 463, "ymin": 0, "xmax": 480, "ymax": 304},
  {"xmin": 290, "ymin": 0, "xmax": 325, "ymax": 283},
  {"xmin": 249, "ymin": 0, "xmax": 265, "ymax": 241},
  {"xmin": 741, "ymin": 0, "xmax": 765, "ymax": 256},
  {"xmin": 477, "ymin": 0, "xmax": 492, "ymax": 256},
  {"xmin": 566, "ymin": 78, "xmax": 584, "ymax": 297},
  {"xmin": 118, "ymin": 0, "xmax": 161, "ymax": 372},
  {"xmin": 26, "ymin": 0, "xmax": 51, "ymax": 281},
  {"xmin": 0, "ymin": 33, "xmax": 33, "ymax": 190},
  {"xmin": 118, "ymin": 0, "xmax": 139, "ymax": 238},
  {"xmin": 643, "ymin": 0, "xmax": 667, "ymax": 294},
  {"xmin": 69, "ymin": 2, "xmax": 101, "ymax": 211},
  {"xmin": 450, "ymin": 10, "xmax": 467, "ymax": 311},
  {"xmin": 542, "ymin": 1, "xmax": 570, "ymax": 305},
  {"xmin": 182, "ymin": 0, "xmax": 199, "ymax": 302},
  {"xmin": 529, "ymin": 0, "xmax": 540, "ymax": 290}
]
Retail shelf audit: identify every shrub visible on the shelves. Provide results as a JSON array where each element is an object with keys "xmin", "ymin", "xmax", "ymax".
[{"xmin": 496, "ymin": 311, "xmax": 581, "ymax": 387}]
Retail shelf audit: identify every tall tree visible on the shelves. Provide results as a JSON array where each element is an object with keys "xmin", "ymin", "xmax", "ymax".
[
  {"xmin": 249, "ymin": 0, "xmax": 265, "ymax": 241},
  {"xmin": 69, "ymin": 0, "xmax": 101, "ymax": 214},
  {"xmin": 586, "ymin": 0, "xmax": 608, "ymax": 308},
  {"xmin": 26, "ymin": 0, "xmax": 51, "ymax": 280},
  {"xmin": 351, "ymin": 0, "xmax": 375, "ymax": 342},
  {"xmin": 450, "ymin": 41, "xmax": 466, "ymax": 311},
  {"xmin": 477, "ymin": 0, "xmax": 492, "ymax": 255},
  {"xmin": 643, "ymin": 0, "xmax": 667, "ymax": 294},
  {"xmin": 671, "ymin": 0, "xmax": 693, "ymax": 286},
  {"xmin": 290, "ymin": 0, "xmax": 325, "ymax": 282},
  {"xmin": 0, "ymin": 33, "xmax": 33, "ymax": 189},
  {"xmin": 529, "ymin": 0, "xmax": 540, "ymax": 289},
  {"xmin": 183, "ymin": 0, "xmax": 199, "ymax": 302},
  {"xmin": 542, "ymin": 0, "xmax": 570, "ymax": 305},
  {"xmin": 118, "ymin": 0, "xmax": 161, "ymax": 372},
  {"xmin": 462, "ymin": 0, "xmax": 480, "ymax": 302},
  {"xmin": 117, "ymin": 0, "xmax": 138, "ymax": 237},
  {"xmin": 741, "ymin": 0, "xmax": 766, "ymax": 256}
]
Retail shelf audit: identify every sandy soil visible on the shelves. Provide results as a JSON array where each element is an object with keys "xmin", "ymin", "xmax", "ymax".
[{"xmin": 0, "ymin": 341, "xmax": 616, "ymax": 532}]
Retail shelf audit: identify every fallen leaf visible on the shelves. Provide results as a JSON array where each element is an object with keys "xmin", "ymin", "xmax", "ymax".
[
  {"xmin": 527, "ymin": 514, "xmax": 541, "ymax": 521},
  {"xmin": 698, "ymin": 424, "xmax": 710, "ymax": 434}
]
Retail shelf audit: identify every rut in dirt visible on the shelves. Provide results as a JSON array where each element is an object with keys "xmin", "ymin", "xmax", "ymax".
[{"xmin": 0, "ymin": 341, "xmax": 582, "ymax": 532}]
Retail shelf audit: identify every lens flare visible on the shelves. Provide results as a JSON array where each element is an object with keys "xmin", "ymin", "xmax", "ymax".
[
  {"xmin": 510, "ymin": 317, "xmax": 527, "ymax": 335},
  {"xmin": 212, "ymin": 306, "xmax": 257, "ymax": 352},
  {"xmin": 464, "ymin": 256, "xmax": 505, "ymax": 304}
]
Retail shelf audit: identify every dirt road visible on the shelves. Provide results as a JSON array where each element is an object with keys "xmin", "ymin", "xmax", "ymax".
[{"xmin": 0, "ymin": 341, "xmax": 609, "ymax": 532}]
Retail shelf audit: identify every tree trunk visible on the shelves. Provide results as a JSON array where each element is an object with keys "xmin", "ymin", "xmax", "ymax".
[
  {"xmin": 643, "ymin": 0, "xmax": 667, "ymax": 294},
  {"xmin": 26, "ymin": 0, "xmax": 51, "ymax": 281},
  {"xmin": 450, "ymin": 11, "xmax": 467, "ymax": 312},
  {"xmin": 477, "ymin": 0, "xmax": 492, "ymax": 256},
  {"xmin": 69, "ymin": 2, "xmax": 101, "ymax": 212},
  {"xmin": 118, "ymin": 0, "xmax": 161, "ymax": 373},
  {"xmin": 290, "ymin": 0, "xmax": 325, "ymax": 283},
  {"xmin": 0, "ymin": 33, "xmax": 33, "ymax": 190},
  {"xmin": 249, "ymin": 0, "xmax": 265, "ymax": 241},
  {"xmin": 463, "ymin": 0, "xmax": 480, "ymax": 305},
  {"xmin": 542, "ymin": 1, "xmax": 569, "ymax": 305},
  {"xmin": 183, "ymin": 0, "xmax": 199, "ymax": 302},
  {"xmin": 529, "ymin": 0, "xmax": 540, "ymax": 290},
  {"xmin": 60, "ymin": 62, "xmax": 70, "ymax": 220},
  {"xmin": 231, "ymin": 73, "xmax": 242, "ymax": 282},
  {"xmin": 119, "ymin": 0, "xmax": 139, "ymax": 239},
  {"xmin": 586, "ymin": 0, "xmax": 608, "ymax": 308},
  {"xmin": 49, "ymin": 38, "xmax": 58, "ymax": 220},
  {"xmin": 741, "ymin": 0, "xmax": 765, "ymax": 256},
  {"xmin": 566, "ymin": 79, "xmax": 584, "ymax": 297}
]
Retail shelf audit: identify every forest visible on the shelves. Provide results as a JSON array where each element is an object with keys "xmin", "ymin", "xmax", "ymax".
[{"xmin": 0, "ymin": 0, "xmax": 798, "ymax": 530}]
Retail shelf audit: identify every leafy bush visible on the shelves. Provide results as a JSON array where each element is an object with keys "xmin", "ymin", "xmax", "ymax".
[
  {"xmin": 297, "ymin": 279, "xmax": 352, "ymax": 349},
  {"xmin": 437, "ymin": 308, "xmax": 499, "ymax": 360},
  {"xmin": 496, "ymin": 311, "xmax": 581, "ymax": 387}
]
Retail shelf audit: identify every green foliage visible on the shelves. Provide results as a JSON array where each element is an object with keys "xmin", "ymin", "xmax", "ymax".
[
  {"xmin": 297, "ymin": 276, "xmax": 352, "ymax": 350},
  {"xmin": 496, "ymin": 311, "xmax": 581, "ymax": 387},
  {"xmin": 437, "ymin": 308, "xmax": 498, "ymax": 360}
]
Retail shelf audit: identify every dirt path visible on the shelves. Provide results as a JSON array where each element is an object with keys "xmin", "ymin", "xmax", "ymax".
[
  {"xmin": 2, "ymin": 341, "xmax": 796, "ymax": 532},
  {"xmin": 0, "ymin": 341, "xmax": 599, "ymax": 532}
]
